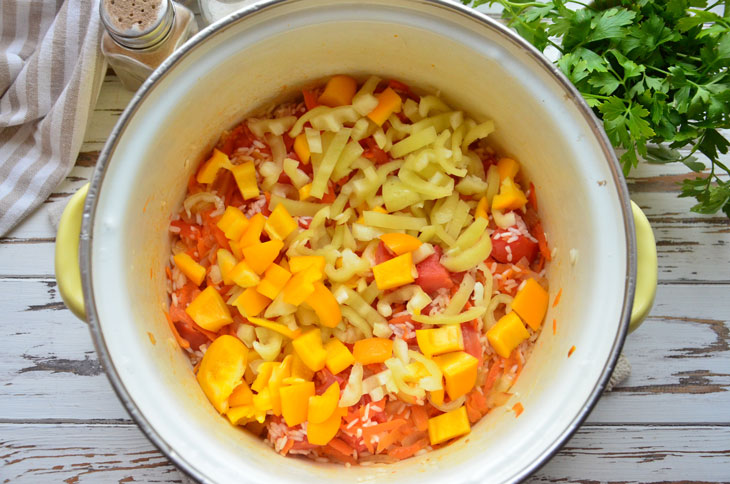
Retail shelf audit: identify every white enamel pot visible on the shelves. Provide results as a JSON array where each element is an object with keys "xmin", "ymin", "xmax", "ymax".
[{"xmin": 55, "ymin": 0, "xmax": 658, "ymax": 482}]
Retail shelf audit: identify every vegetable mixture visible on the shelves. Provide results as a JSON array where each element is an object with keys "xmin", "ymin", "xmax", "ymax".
[{"xmin": 166, "ymin": 75, "xmax": 552, "ymax": 464}]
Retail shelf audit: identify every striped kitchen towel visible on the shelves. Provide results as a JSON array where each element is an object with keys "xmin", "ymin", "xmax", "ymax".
[{"xmin": 0, "ymin": 0, "xmax": 106, "ymax": 236}]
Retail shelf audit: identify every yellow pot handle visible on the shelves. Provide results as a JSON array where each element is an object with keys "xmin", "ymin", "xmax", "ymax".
[
  {"xmin": 55, "ymin": 183, "xmax": 89, "ymax": 320},
  {"xmin": 629, "ymin": 201, "xmax": 657, "ymax": 333}
]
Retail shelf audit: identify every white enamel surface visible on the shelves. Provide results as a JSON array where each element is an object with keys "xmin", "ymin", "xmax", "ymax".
[{"xmin": 88, "ymin": 1, "xmax": 630, "ymax": 483}]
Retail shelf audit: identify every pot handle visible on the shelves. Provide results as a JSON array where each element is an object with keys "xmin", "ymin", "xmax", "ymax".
[
  {"xmin": 55, "ymin": 183, "xmax": 89, "ymax": 321},
  {"xmin": 629, "ymin": 201, "xmax": 657, "ymax": 333}
]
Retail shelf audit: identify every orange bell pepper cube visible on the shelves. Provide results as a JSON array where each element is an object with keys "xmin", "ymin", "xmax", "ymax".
[
  {"xmin": 230, "ymin": 161, "xmax": 259, "ymax": 200},
  {"xmin": 318, "ymin": 75, "xmax": 357, "ymax": 107},
  {"xmin": 242, "ymin": 240, "xmax": 284, "ymax": 275},
  {"xmin": 173, "ymin": 253, "xmax": 206, "ymax": 286},
  {"xmin": 233, "ymin": 287, "xmax": 270, "ymax": 318},
  {"xmin": 304, "ymin": 282, "xmax": 342, "ymax": 328},
  {"xmin": 491, "ymin": 177, "xmax": 528, "ymax": 212},
  {"xmin": 292, "ymin": 328, "xmax": 327, "ymax": 372},
  {"xmin": 264, "ymin": 204, "xmax": 298, "ymax": 241},
  {"xmin": 282, "ymin": 265, "xmax": 321, "ymax": 306},
  {"xmin": 367, "ymin": 87, "xmax": 402, "ymax": 126},
  {"xmin": 497, "ymin": 157, "xmax": 520, "ymax": 181},
  {"xmin": 196, "ymin": 148, "xmax": 232, "ymax": 184},
  {"xmin": 280, "ymin": 381, "xmax": 315, "ymax": 427},
  {"xmin": 185, "ymin": 286, "xmax": 232, "ymax": 332},
  {"xmin": 228, "ymin": 380, "xmax": 254, "ymax": 407},
  {"xmin": 379, "ymin": 233, "xmax": 423, "ymax": 256},
  {"xmin": 427, "ymin": 406, "xmax": 470, "ymax": 446},
  {"xmin": 196, "ymin": 335, "xmax": 248, "ymax": 413},
  {"xmin": 217, "ymin": 206, "xmax": 250, "ymax": 241},
  {"xmin": 353, "ymin": 338, "xmax": 393, "ymax": 365},
  {"xmin": 288, "ymin": 255, "xmax": 326, "ymax": 274},
  {"xmin": 324, "ymin": 338, "xmax": 355, "ymax": 375},
  {"xmin": 307, "ymin": 408, "xmax": 342, "ymax": 445},
  {"xmin": 474, "ymin": 196, "xmax": 488, "ymax": 220},
  {"xmin": 308, "ymin": 383, "xmax": 339, "ymax": 424},
  {"xmin": 256, "ymin": 263, "xmax": 292, "ymax": 300},
  {"xmin": 372, "ymin": 252, "xmax": 414, "ymax": 290},
  {"xmin": 227, "ymin": 259, "xmax": 260, "ymax": 288},
  {"xmin": 487, "ymin": 311, "xmax": 530, "ymax": 358},
  {"xmin": 294, "ymin": 133, "xmax": 311, "ymax": 165},
  {"xmin": 239, "ymin": 213, "xmax": 266, "ymax": 248},
  {"xmin": 433, "ymin": 351, "xmax": 479, "ymax": 401},
  {"xmin": 511, "ymin": 278, "xmax": 549, "ymax": 330},
  {"xmin": 216, "ymin": 248, "xmax": 238, "ymax": 285}
]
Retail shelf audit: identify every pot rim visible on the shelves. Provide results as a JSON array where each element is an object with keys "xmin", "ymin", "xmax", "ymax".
[{"xmin": 80, "ymin": 1, "xmax": 636, "ymax": 482}]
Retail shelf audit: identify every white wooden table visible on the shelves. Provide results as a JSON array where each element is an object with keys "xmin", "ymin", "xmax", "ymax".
[{"xmin": 1, "ymin": 74, "xmax": 729, "ymax": 483}]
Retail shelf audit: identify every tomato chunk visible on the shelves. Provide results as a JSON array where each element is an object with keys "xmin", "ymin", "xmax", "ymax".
[
  {"xmin": 490, "ymin": 228, "xmax": 538, "ymax": 264},
  {"xmin": 375, "ymin": 240, "xmax": 395, "ymax": 265},
  {"xmin": 415, "ymin": 246, "xmax": 454, "ymax": 295},
  {"xmin": 461, "ymin": 322, "xmax": 483, "ymax": 365}
]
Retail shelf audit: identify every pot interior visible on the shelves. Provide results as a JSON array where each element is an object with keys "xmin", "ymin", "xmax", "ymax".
[{"xmin": 86, "ymin": 1, "xmax": 632, "ymax": 482}]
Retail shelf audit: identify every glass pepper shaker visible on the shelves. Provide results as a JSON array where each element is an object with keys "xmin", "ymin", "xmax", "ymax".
[{"xmin": 100, "ymin": 0, "xmax": 198, "ymax": 91}]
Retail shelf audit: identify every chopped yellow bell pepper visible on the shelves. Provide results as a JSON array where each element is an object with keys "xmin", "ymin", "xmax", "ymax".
[
  {"xmin": 352, "ymin": 338, "xmax": 393, "ymax": 365},
  {"xmin": 228, "ymin": 259, "xmax": 261, "ymax": 288},
  {"xmin": 282, "ymin": 265, "xmax": 321, "ymax": 306},
  {"xmin": 324, "ymin": 338, "xmax": 355, "ymax": 375},
  {"xmin": 173, "ymin": 252, "xmax": 206, "ymax": 286},
  {"xmin": 433, "ymin": 351, "xmax": 478, "ymax": 401},
  {"xmin": 511, "ymin": 278, "xmax": 549, "ymax": 331},
  {"xmin": 367, "ymin": 87, "xmax": 402, "ymax": 126},
  {"xmin": 185, "ymin": 286, "xmax": 232, "ymax": 332},
  {"xmin": 216, "ymin": 248, "xmax": 238, "ymax": 285},
  {"xmin": 486, "ymin": 311, "xmax": 530, "ymax": 358},
  {"xmin": 372, "ymin": 252, "xmax": 414, "ymax": 291},
  {"xmin": 196, "ymin": 148, "xmax": 232, "ymax": 184},
  {"xmin": 430, "ymin": 388, "xmax": 445, "ymax": 406},
  {"xmin": 242, "ymin": 240, "xmax": 284, "ymax": 275},
  {"xmin": 491, "ymin": 177, "xmax": 528, "ymax": 212},
  {"xmin": 233, "ymin": 287, "xmax": 270, "ymax": 318},
  {"xmin": 264, "ymin": 204, "xmax": 298, "ymax": 241},
  {"xmin": 318, "ymin": 75, "xmax": 357, "ymax": 107},
  {"xmin": 497, "ymin": 157, "xmax": 520, "ymax": 181},
  {"xmin": 216, "ymin": 206, "xmax": 250, "ymax": 241},
  {"xmin": 427, "ymin": 406, "xmax": 470, "ymax": 445},
  {"xmin": 251, "ymin": 362, "xmax": 276, "ymax": 393},
  {"xmin": 298, "ymin": 183, "xmax": 312, "ymax": 200},
  {"xmin": 268, "ymin": 355, "xmax": 292, "ymax": 416},
  {"xmin": 247, "ymin": 316, "xmax": 301, "ymax": 340},
  {"xmin": 226, "ymin": 404, "xmax": 257, "ymax": 426},
  {"xmin": 292, "ymin": 328, "xmax": 327, "ymax": 372},
  {"xmin": 416, "ymin": 326, "xmax": 464, "ymax": 358},
  {"xmin": 253, "ymin": 386, "xmax": 273, "ymax": 414},
  {"xmin": 257, "ymin": 263, "xmax": 292, "ymax": 300},
  {"xmin": 291, "ymin": 353, "xmax": 315, "ymax": 382},
  {"xmin": 230, "ymin": 161, "xmax": 259, "ymax": 200},
  {"xmin": 294, "ymin": 133, "xmax": 311, "ymax": 165},
  {"xmin": 379, "ymin": 232, "xmax": 423, "ymax": 255},
  {"xmin": 288, "ymin": 255, "xmax": 326, "ymax": 274},
  {"xmin": 308, "ymin": 383, "xmax": 339, "ymax": 424},
  {"xmin": 474, "ymin": 196, "xmax": 488, "ymax": 219},
  {"xmin": 196, "ymin": 335, "xmax": 248, "ymax": 413},
  {"xmin": 280, "ymin": 381, "xmax": 315, "ymax": 427},
  {"xmin": 306, "ymin": 408, "xmax": 342, "ymax": 445},
  {"xmin": 304, "ymin": 282, "xmax": 341, "ymax": 328},
  {"xmin": 228, "ymin": 380, "xmax": 254, "ymax": 407},
  {"xmin": 239, "ymin": 213, "xmax": 266, "ymax": 248},
  {"xmin": 229, "ymin": 240, "xmax": 243, "ymax": 259}
]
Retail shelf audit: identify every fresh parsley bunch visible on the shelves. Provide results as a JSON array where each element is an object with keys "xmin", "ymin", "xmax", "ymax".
[{"xmin": 465, "ymin": 0, "xmax": 730, "ymax": 217}]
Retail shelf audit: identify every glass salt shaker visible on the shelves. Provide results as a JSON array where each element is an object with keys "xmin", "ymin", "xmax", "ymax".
[
  {"xmin": 100, "ymin": 0, "xmax": 198, "ymax": 91},
  {"xmin": 199, "ymin": 0, "xmax": 260, "ymax": 26}
]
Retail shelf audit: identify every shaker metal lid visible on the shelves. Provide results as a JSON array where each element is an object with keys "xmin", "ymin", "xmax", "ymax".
[{"xmin": 100, "ymin": 0, "xmax": 175, "ymax": 50}]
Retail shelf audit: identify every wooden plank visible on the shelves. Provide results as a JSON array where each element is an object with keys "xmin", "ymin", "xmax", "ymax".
[
  {"xmin": 1, "ymin": 279, "xmax": 726, "ymax": 423},
  {"xmin": 1, "ymin": 423, "xmax": 728, "ymax": 483}
]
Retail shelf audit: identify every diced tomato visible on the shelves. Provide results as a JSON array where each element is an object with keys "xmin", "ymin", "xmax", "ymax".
[
  {"xmin": 461, "ymin": 322, "xmax": 483, "ymax": 365},
  {"xmin": 532, "ymin": 221, "xmax": 551, "ymax": 262},
  {"xmin": 414, "ymin": 246, "xmax": 454, "ymax": 295},
  {"xmin": 302, "ymin": 89, "xmax": 319, "ymax": 111},
  {"xmin": 283, "ymin": 133, "xmax": 295, "ymax": 152},
  {"xmin": 375, "ymin": 240, "xmax": 395, "ymax": 265},
  {"xmin": 315, "ymin": 368, "xmax": 347, "ymax": 394},
  {"xmin": 321, "ymin": 182, "xmax": 336, "ymax": 204},
  {"xmin": 490, "ymin": 228, "xmax": 538, "ymax": 264},
  {"xmin": 361, "ymin": 138, "xmax": 390, "ymax": 165}
]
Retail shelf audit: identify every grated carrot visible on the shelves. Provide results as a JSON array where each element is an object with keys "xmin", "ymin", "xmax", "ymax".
[
  {"xmin": 552, "ymin": 288, "xmax": 562, "ymax": 307},
  {"xmin": 388, "ymin": 438, "xmax": 429, "ymax": 460},
  {"xmin": 328, "ymin": 437, "xmax": 354, "ymax": 457},
  {"xmin": 302, "ymin": 89, "xmax": 319, "ymax": 111},
  {"xmin": 527, "ymin": 182, "xmax": 538, "ymax": 211},
  {"xmin": 411, "ymin": 406, "xmax": 429, "ymax": 432},
  {"xmin": 164, "ymin": 311, "xmax": 190, "ymax": 349},
  {"xmin": 512, "ymin": 402, "xmax": 524, "ymax": 418},
  {"xmin": 568, "ymin": 345, "xmax": 576, "ymax": 357},
  {"xmin": 281, "ymin": 438, "xmax": 295, "ymax": 455},
  {"xmin": 552, "ymin": 318, "xmax": 557, "ymax": 335},
  {"xmin": 147, "ymin": 332, "xmax": 156, "ymax": 345},
  {"xmin": 483, "ymin": 359, "xmax": 503, "ymax": 395}
]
